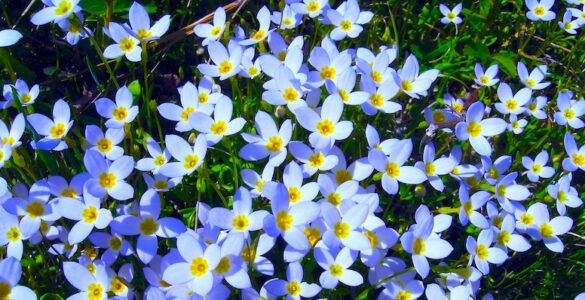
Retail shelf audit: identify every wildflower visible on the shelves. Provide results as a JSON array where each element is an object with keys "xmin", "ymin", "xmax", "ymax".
[
  {"xmin": 440, "ymin": 3, "xmax": 463, "ymax": 25},
  {"xmin": 241, "ymin": 233, "xmax": 277, "ymax": 276},
  {"xmin": 95, "ymin": 86, "xmax": 139, "ymax": 128},
  {"xmin": 559, "ymin": 10, "xmax": 580, "ymax": 34},
  {"xmin": 84, "ymin": 150, "xmax": 135, "ymax": 200},
  {"xmin": 526, "ymin": 0, "xmax": 556, "ymax": 21},
  {"xmin": 562, "ymin": 132, "xmax": 585, "ymax": 172},
  {"xmin": 0, "ymin": 257, "xmax": 37, "ymax": 299},
  {"xmin": 136, "ymin": 138, "xmax": 171, "ymax": 174},
  {"xmin": 48, "ymin": 173, "xmax": 89, "ymax": 201},
  {"xmin": 207, "ymin": 187, "xmax": 269, "ymax": 235},
  {"xmin": 508, "ymin": 114, "xmax": 528, "ymax": 134},
  {"xmin": 264, "ymin": 262, "xmax": 321, "ymax": 298},
  {"xmin": 0, "ymin": 113, "xmax": 25, "ymax": 148},
  {"xmin": 190, "ymin": 97, "xmax": 245, "ymax": 145},
  {"xmin": 455, "ymin": 101, "xmax": 507, "ymax": 156},
  {"xmin": 307, "ymin": 41, "xmax": 352, "ymax": 87},
  {"xmin": 160, "ymin": 134, "xmax": 208, "ymax": 177},
  {"xmin": 325, "ymin": 69, "xmax": 369, "ymax": 106},
  {"xmin": 111, "ymin": 190, "xmax": 186, "ymax": 263},
  {"xmin": 128, "ymin": 2, "xmax": 170, "ymax": 41},
  {"xmin": 400, "ymin": 211, "xmax": 454, "ymax": 278},
  {"xmin": 89, "ymin": 231, "xmax": 133, "ymax": 266},
  {"xmin": 481, "ymin": 155, "xmax": 511, "ymax": 184},
  {"xmin": 466, "ymin": 229, "xmax": 507, "ymax": 274},
  {"xmin": 63, "ymin": 261, "xmax": 109, "ymax": 300},
  {"xmin": 31, "ymin": 0, "xmax": 81, "ymax": 25},
  {"xmin": 495, "ymin": 83, "xmax": 531, "ymax": 115},
  {"xmin": 548, "ymin": 174, "xmax": 583, "ymax": 215},
  {"xmin": 380, "ymin": 277, "xmax": 425, "ymax": 300},
  {"xmin": 291, "ymin": 0, "xmax": 329, "ymax": 18},
  {"xmin": 198, "ymin": 40, "xmax": 242, "ymax": 80},
  {"xmin": 194, "ymin": 7, "xmax": 226, "ymax": 46},
  {"xmin": 240, "ymin": 48, "xmax": 263, "ymax": 78},
  {"xmin": 85, "ymin": 125, "xmax": 125, "ymax": 160},
  {"xmin": 262, "ymin": 65, "xmax": 307, "ymax": 111},
  {"xmin": 109, "ymin": 264, "xmax": 134, "ymax": 298},
  {"xmin": 569, "ymin": 5, "xmax": 585, "ymax": 25},
  {"xmin": 327, "ymin": 0, "xmax": 370, "ymax": 40},
  {"xmin": 314, "ymin": 246, "xmax": 363, "ymax": 289},
  {"xmin": 0, "ymin": 206, "xmax": 30, "ymax": 259},
  {"xmin": 426, "ymin": 283, "xmax": 469, "ymax": 300},
  {"xmin": 12, "ymin": 79, "xmax": 39, "ymax": 106},
  {"xmin": 212, "ymin": 234, "xmax": 252, "ymax": 289},
  {"xmin": 495, "ymin": 172, "xmax": 531, "ymax": 213},
  {"xmin": 104, "ymin": 22, "xmax": 142, "ymax": 62},
  {"xmin": 27, "ymin": 99, "xmax": 73, "ymax": 151},
  {"xmin": 241, "ymin": 164, "xmax": 274, "ymax": 198},
  {"xmin": 289, "ymin": 141, "xmax": 338, "ymax": 176},
  {"xmin": 317, "ymin": 175, "xmax": 358, "ymax": 208},
  {"xmin": 321, "ymin": 202, "xmax": 371, "ymax": 250},
  {"xmin": 526, "ymin": 95, "xmax": 548, "ymax": 119},
  {"xmin": 522, "ymin": 151, "xmax": 555, "ymax": 182},
  {"xmin": 0, "ymin": 29, "xmax": 22, "ymax": 47},
  {"xmin": 360, "ymin": 78, "xmax": 402, "ymax": 115},
  {"xmin": 57, "ymin": 185, "xmax": 112, "ymax": 244},
  {"xmin": 527, "ymin": 203, "xmax": 573, "ymax": 253},
  {"xmin": 272, "ymin": 5, "xmax": 302, "ymax": 30},
  {"xmin": 162, "ymin": 233, "xmax": 220, "ymax": 295},
  {"xmin": 158, "ymin": 82, "xmax": 214, "ymax": 132},
  {"xmin": 57, "ymin": 13, "xmax": 90, "ymax": 45},
  {"xmin": 393, "ymin": 54, "xmax": 439, "ymax": 98},
  {"xmin": 458, "ymin": 187, "xmax": 491, "ymax": 229},
  {"xmin": 368, "ymin": 140, "xmax": 427, "ymax": 195},
  {"xmin": 553, "ymin": 91, "xmax": 585, "ymax": 129},
  {"xmin": 240, "ymin": 6, "xmax": 272, "ymax": 45},
  {"xmin": 295, "ymin": 97, "xmax": 354, "ymax": 149},
  {"xmin": 494, "ymin": 215, "xmax": 531, "ymax": 252},
  {"xmin": 517, "ymin": 62, "xmax": 550, "ymax": 90},
  {"xmin": 143, "ymin": 173, "xmax": 180, "ymax": 192},
  {"xmin": 415, "ymin": 142, "xmax": 456, "ymax": 191},
  {"xmin": 474, "ymin": 63, "xmax": 499, "ymax": 87}
]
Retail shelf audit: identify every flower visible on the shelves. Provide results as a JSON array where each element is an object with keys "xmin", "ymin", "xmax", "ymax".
[
  {"xmin": 281, "ymin": 162, "xmax": 320, "ymax": 204},
  {"xmin": 27, "ymin": 99, "xmax": 73, "ymax": 151},
  {"xmin": 57, "ymin": 13, "xmax": 90, "ymax": 45},
  {"xmin": 159, "ymin": 134, "xmax": 207, "ymax": 177},
  {"xmin": 439, "ymin": 3, "xmax": 463, "ymax": 25},
  {"xmin": 12, "ymin": 79, "xmax": 39, "ymax": 106},
  {"xmin": 474, "ymin": 63, "xmax": 499, "ymax": 86},
  {"xmin": 314, "ymin": 246, "xmax": 363, "ymax": 289},
  {"xmin": 158, "ymin": 82, "xmax": 214, "ymax": 132},
  {"xmin": 327, "ymin": 0, "xmax": 371, "ymax": 40},
  {"xmin": 0, "ymin": 206, "xmax": 30, "ymax": 259},
  {"xmin": 526, "ymin": 0, "xmax": 556, "ymax": 21},
  {"xmin": 360, "ymin": 78, "xmax": 401, "ymax": 115},
  {"xmin": 0, "ymin": 113, "xmax": 25, "ymax": 148},
  {"xmin": 307, "ymin": 40, "xmax": 352, "ymax": 87},
  {"xmin": 31, "ymin": 0, "xmax": 81, "ymax": 25},
  {"xmin": 0, "ymin": 29, "xmax": 22, "ymax": 47},
  {"xmin": 547, "ymin": 174, "xmax": 583, "ymax": 215},
  {"xmin": 321, "ymin": 202, "xmax": 371, "ymax": 251},
  {"xmin": 494, "ymin": 172, "xmax": 531, "ymax": 213},
  {"xmin": 103, "ymin": 22, "xmax": 142, "ymax": 62},
  {"xmin": 526, "ymin": 203, "xmax": 573, "ymax": 253},
  {"xmin": 0, "ymin": 257, "xmax": 37, "ymax": 299},
  {"xmin": 95, "ymin": 86, "xmax": 139, "ymax": 128},
  {"xmin": 272, "ymin": 5, "xmax": 302, "ymax": 30},
  {"xmin": 455, "ymin": 101, "xmax": 507, "ymax": 156},
  {"xmin": 63, "ymin": 261, "xmax": 110, "ymax": 300},
  {"xmin": 494, "ymin": 215, "xmax": 531, "ymax": 253},
  {"xmin": 458, "ymin": 187, "xmax": 491, "ymax": 229},
  {"xmin": 128, "ymin": 2, "xmax": 170, "ymax": 41},
  {"xmin": 111, "ymin": 189, "xmax": 186, "ymax": 263},
  {"xmin": 136, "ymin": 138, "xmax": 171, "ymax": 174},
  {"xmin": 291, "ymin": 0, "xmax": 329, "ymax": 18},
  {"xmin": 89, "ymin": 231, "xmax": 133, "ymax": 266},
  {"xmin": 84, "ymin": 150, "xmax": 135, "ymax": 200},
  {"xmin": 517, "ymin": 62, "xmax": 550, "ymax": 90},
  {"xmin": 562, "ymin": 132, "xmax": 585, "ymax": 172},
  {"xmin": 194, "ymin": 7, "xmax": 226, "ymax": 46},
  {"xmin": 466, "ymin": 229, "xmax": 507, "ymax": 275},
  {"xmin": 559, "ymin": 10, "xmax": 580, "ymax": 34},
  {"xmin": 289, "ymin": 141, "xmax": 338, "ymax": 176},
  {"xmin": 190, "ymin": 96, "xmax": 246, "ymax": 145},
  {"xmin": 526, "ymin": 95, "xmax": 548, "ymax": 119},
  {"xmin": 207, "ymin": 187, "xmax": 269, "ymax": 235},
  {"xmin": 57, "ymin": 185, "xmax": 112, "ymax": 244},
  {"xmin": 198, "ymin": 40, "xmax": 243, "ymax": 80},
  {"xmin": 507, "ymin": 114, "xmax": 528, "ymax": 134},
  {"xmin": 240, "ymin": 6, "xmax": 272, "ymax": 45},
  {"xmin": 415, "ymin": 142, "xmax": 456, "ymax": 191},
  {"xmin": 393, "ymin": 54, "xmax": 439, "ymax": 98},
  {"xmin": 241, "ymin": 164, "xmax": 274, "ymax": 198},
  {"xmin": 261, "ymin": 65, "xmax": 307, "ymax": 111},
  {"xmin": 522, "ymin": 151, "xmax": 555, "ymax": 182},
  {"xmin": 240, "ymin": 111, "xmax": 292, "ymax": 166},
  {"xmin": 85, "ymin": 125, "xmax": 125, "ymax": 160},
  {"xmin": 295, "ymin": 97, "xmax": 354, "ymax": 149},
  {"xmin": 495, "ymin": 83, "xmax": 531, "ymax": 115},
  {"xmin": 264, "ymin": 262, "xmax": 321, "ymax": 299},
  {"xmin": 553, "ymin": 91, "xmax": 585, "ymax": 129}
]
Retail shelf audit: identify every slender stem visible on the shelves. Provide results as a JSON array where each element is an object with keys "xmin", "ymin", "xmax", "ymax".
[{"xmin": 82, "ymin": 27, "xmax": 120, "ymax": 89}]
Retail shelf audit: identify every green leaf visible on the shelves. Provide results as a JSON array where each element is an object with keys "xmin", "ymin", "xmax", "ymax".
[
  {"xmin": 80, "ymin": 0, "xmax": 107, "ymax": 14},
  {"xmin": 492, "ymin": 53, "xmax": 517, "ymax": 77}
]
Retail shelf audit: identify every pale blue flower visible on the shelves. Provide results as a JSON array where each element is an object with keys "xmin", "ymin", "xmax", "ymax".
[
  {"xmin": 455, "ymin": 101, "xmax": 507, "ymax": 156},
  {"xmin": 314, "ymin": 246, "xmax": 363, "ymax": 289},
  {"xmin": 0, "ymin": 257, "xmax": 37, "ymax": 299},
  {"xmin": 84, "ymin": 150, "xmax": 135, "ymax": 200},
  {"xmin": 0, "ymin": 29, "xmax": 22, "ymax": 47}
]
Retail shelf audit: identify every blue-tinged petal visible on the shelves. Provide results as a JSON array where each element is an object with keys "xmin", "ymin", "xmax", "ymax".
[
  {"xmin": 68, "ymin": 221, "xmax": 93, "ymax": 244},
  {"xmin": 111, "ymin": 215, "xmax": 141, "ymax": 236},
  {"xmin": 0, "ymin": 30, "xmax": 22, "ymax": 47},
  {"xmin": 162, "ymin": 262, "xmax": 192, "ymax": 285},
  {"xmin": 63, "ymin": 261, "xmax": 95, "ymax": 291},
  {"xmin": 26, "ymin": 114, "xmax": 53, "ymax": 136},
  {"xmin": 108, "ymin": 181, "xmax": 134, "ymax": 201},
  {"xmin": 137, "ymin": 234, "xmax": 157, "ymax": 264},
  {"xmin": 282, "ymin": 227, "xmax": 310, "ymax": 250},
  {"xmin": 480, "ymin": 118, "xmax": 507, "ymax": 136},
  {"xmin": 129, "ymin": 2, "xmax": 150, "ymax": 31},
  {"xmin": 31, "ymin": 7, "xmax": 57, "ymax": 25},
  {"xmin": 57, "ymin": 199, "xmax": 85, "ymax": 221},
  {"xmin": 157, "ymin": 217, "xmax": 186, "ymax": 238},
  {"xmin": 0, "ymin": 257, "xmax": 21, "ymax": 285},
  {"xmin": 424, "ymin": 238, "xmax": 453, "ymax": 259},
  {"xmin": 140, "ymin": 189, "xmax": 161, "ymax": 219},
  {"xmin": 469, "ymin": 136, "xmax": 492, "ymax": 156},
  {"xmin": 412, "ymin": 254, "xmax": 429, "ymax": 278},
  {"xmin": 338, "ymin": 268, "xmax": 363, "ymax": 286}
]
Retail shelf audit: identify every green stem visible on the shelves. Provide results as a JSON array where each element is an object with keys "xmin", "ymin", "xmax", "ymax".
[{"xmin": 82, "ymin": 27, "xmax": 120, "ymax": 89}]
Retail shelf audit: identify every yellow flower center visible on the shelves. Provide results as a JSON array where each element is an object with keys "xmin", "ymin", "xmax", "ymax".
[
  {"xmin": 210, "ymin": 120, "xmax": 228, "ymax": 135},
  {"xmin": 327, "ymin": 192, "xmax": 341, "ymax": 207},
  {"xmin": 531, "ymin": 164, "xmax": 541, "ymax": 174},
  {"xmin": 113, "ymin": 107, "xmax": 128, "ymax": 121},
  {"xmin": 0, "ymin": 282, "xmax": 11, "ymax": 300},
  {"xmin": 320, "ymin": 66, "xmax": 336, "ymax": 80},
  {"xmin": 339, "ymin": 89, "xmax": 349, "ymax": 102},
  {"xmin": 539, "ymin": 223, "xmax": 553, "ymax": 238},
  {"xmin": 277, "ymin": 51, "xmax": 287, "ymax": 61},
  {"xmin": 401, "ymin": 80, "xmax": 413, "ymax": 92},
  {"xmin": 413, "ymin": 237, "xmax": 426, "ymax": 255},
  {"xmin": 232, "ymin": 215, "xmax": 249, "ymax": 231},
  {"xmin": 82, "ymin": 206, "xmax": 98, "ymax": 223},
  {"xmin": 526, "ymin": 78, "xmax": 536, "ymax": 88},
  {"xmin": 558, "ymin": 191, "xmax": 567, "ymax": 203},
  {"xmin": 87, "ymin": 283, "xmax": 103, "ymax": 300},
  {"xmin": 86, "ymin": 263, "xmax": 96, "ymax": 274},
  {"xmin": 463, "ymin": 201, "xmax": 473, "ymax": 216},
  {"xmin": 396, "ymin": 290, "xmax": 412, "ymax": 300},
  {"xmin": 255, "ymin": 180, "xmax": 265, "ymax": 192},
  {"xmin": 364, "ymin": 230, "xmax": 379, "ymax": 248},
  {"xmin": 215, "ymin": 256, "xmax": 231, "ymax": 274},
  {"xmin": 154, "ymin": 180, "xmax": 168, "ymax": 190},
  {"xmin": 25, "ymin": 201, "xmax": 45, "ymax": 218},
  {"xmin": 282, "ymin": 87, "xmax": 300, "ymax": 103},
  {"xmin": 505, "ymin": 99, "xmax": 518, "ymax": 111},
  {"xmin": 534, "ymin": 6, "xmax": 545, "ymax": 16},
  {"xmin": 55, "ymin": 0, "xmax": 73, "ymax": 16},
  {"xmin": 248, "ymin": 66, "xmax": 259, "ymax": 76},
  {"xmin": 497, "ymin": 185, "xmax": 507, "ymax": 197},
  {"xmin": 333, "ymin": 221, "xmax": 350, "ymax": 239},
  {"xmin": 50, "ymin": 123, "xmax": 66, "ymax": 139},
  {"xmin": 465, "ymin": 177, "xmax": 478, "ymax": 187},
  {"xmin": 424, "ymin": 162, "xmax": 436, "ymax": 176},
  {"xmin": 452, "ymin": 103, "xmax": 464, "ymax": 113},
  {"xmin": 572, "ymin": 153, "xmax": 585, "ymax": 166},
  {"xmin": 479, "ymin": 75, "xmax": 489, "ymax": 85},
  {"xmin": 475, "ymin": 244, "xmax": 489, "ymax": 260},
  {"xmin": 1, "ymin": 136, "xmax": 14, "ymax": 146},
  {"xmin": 492, "ymin": 216, "xmax": 503, "ymax": 228},
  {"xmin": 304, "ymin": 227, "xmax": 321, "ymax": 246},
  {"xmin": 369, "ymin": 93, "xmax": 384, "ymax": 108},
  {"xmin": 340, "ymin": 20, "xmax": 352, "ymax": 31},
  {"xmin": 218, "ymin": 61, "xmax": 233, "ymax": 75},
  {"xmin": 520, "ymin": 213, "xmax": 534, "ymax": 225},
  {"xmin": 198, "ymin": 93, "xmax": 209, "ymax": 104},
  {"xmin": 99, "ymin": 172, "xmax": 117, "ymax": 189},
  {"xmin": 307, "ymin": 1, "xmax": 320, "ymax": 13},
  {"xmin": 136, "ymin": 29, "xmax": 153, "ymax": 40},
  {"xmin": 109, "ymin": 236, "xmax": 122, "ymax": 251},
  {"xmin": 316, "ymin": 119, "xmax": 335, "ymax": 136},
  {"xmin": 564, "ymin": 108, "xmax": 575, "ymax": 120},
  {"xmin": 288, "ymin": 187, "xmax": 301, "ymax": 203},
  {"xmin": 110, "ymin": 277, "xmax": 127, "ymax": 294},
  {"xmin": 467, "ymin": 121, "xmax": 482, "ymax": 138},
  {"xmin": 264, "ymin": 135, "xmax": 283, "ymax": 152},
  {"xmin": 308, "ymin": 152, "xmax": 325, "ymax": 168},
  {"xmin": 181, "ymin": 107, "xmax": 195, "ymax": 121},
  {"xmin": 119, "ymin": 37, "xmax": 136, "ymax": 52},
  {"xmin": 154, "ymin": 155, "xmax": 166, "ymax": 166},
  {"xmin": 190, "ymin": 257, "xmax": 209, "ymax": 277},
  {"xmin": 335, "ymin": 170, "xmax": 352, "ymax": 184},
  {"xmin": 528, "ymin": 103, "xmax": 536, "ymax": 111},
  {"xmin": 330, "ymin": 264, "xmax": 343, "ymax": 277},
  {"xmin": 6, "ymin": 226, "xmax": 20, "ymax": 242},
  {"xmin": 385, "ymin": 162, "xmax": 400, "ymax": 178},
  {"xmin": 497, "ymin": 231, "xmax": 511, "ymax": 245},
  {"xmin": 286, "ymin": 281, "xmax": 302, "ymax": 296},
  {"xmin": 447, "ymin": 12, "xmax": 456, "ymax": 19},
  {"xmin": 20, "ymin": 93, "xmax": 32, "ymax": 104},
  {"xmin": 432, "ymin": 111, "xmax": 446, "ymax": 123},
  {"xmin": 210, "ymin": 26, "xmax": 222, "ymax": 37},
  {"xmin": 140, "ymin": 217, "xmax": 159, "ymax": 235},
  {"xmin": 276, "ymin": 210, "xmax": 293, "ymax": 231},
  {"xmin": 184, "ymin": 154, "xmax": 199, "ymax": 170},
  {"xmin": 252, "ymin": 29, "xmax": 266, "ymax": 41},
  {"xmin": 241, "ymin": 245, "xmax": 256, "ymax": 265},
  {"xmin": 488, "ymin": 167, "xmax": 499, "ymax": 179},
  {"xmin": 97, "ymin": 138, "xmax": 112, "ymax": 153},
  {"xmin": 61, "ymin": 188, "xmax": 77, "ymax": 198},
  {"xmin": 371, "ymin": 71, "xmax": 383, "ymax": 83},
  {"xmin": 283, "ymin": 18, "xmax": 292, "ymax": 26}
]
